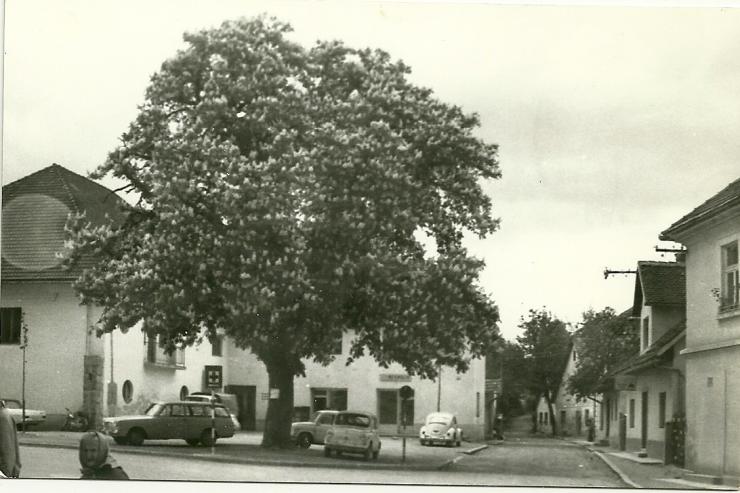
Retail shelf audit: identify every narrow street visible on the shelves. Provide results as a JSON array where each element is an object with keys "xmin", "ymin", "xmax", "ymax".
[{"xmin": 19, "ymin": 438, "xmax": 623, "ymax": 487}]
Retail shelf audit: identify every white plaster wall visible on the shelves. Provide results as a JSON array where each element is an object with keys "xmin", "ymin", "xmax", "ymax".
[
  {"xmin": 103, "ymin": 325, "xmax": 228, "ymax": 416},
  {"xmin": 685, "ymin": 348, "xmax": 740, "ymax": 477},
  {"xmin": 224, "ymin": 331, "xmax": 487, "ymax": 439},
  {"xmin": 681, "ymin": 215, "xmax": 740, "ymax": 348},
  {"xmin": 0, "ymin": 282, "xmax": 88, "ymax": 416}
]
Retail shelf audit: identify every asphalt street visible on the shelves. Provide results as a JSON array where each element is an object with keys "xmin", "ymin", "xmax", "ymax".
[{"xmin": 18, "ymin": 438, "xmax": 624, "ymax": 487}]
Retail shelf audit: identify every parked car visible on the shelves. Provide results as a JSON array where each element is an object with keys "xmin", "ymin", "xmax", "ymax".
[
  {"xmin": 185, "ymin": 392, "xmax": 241, "ymax": 431},
  {"xmin": 291, "ymin": 410, "xmax": 339, "ymax": 448},
  {"xmin": 323, "ymin": 411, "xmax": 381, "ymax": 460},
  {"xmin": 419, "ymin": 412, "xmax": 463, "ymax": 447},
  {"xmin": 101, "ymin": 401, "xmax": 235, "ymax": 446},
  {"xmin": 1, "ymin": 398, "xmax": 46, "ymax": 430}
]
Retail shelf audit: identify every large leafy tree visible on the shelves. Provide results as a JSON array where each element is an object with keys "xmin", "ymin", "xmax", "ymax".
[
  {"xmin": 65, "ymin": 16, "xmax": 501, "ymax": 447},
  {"xmin": 567, "ymin": 307, "xmax": 639, "ymax": 401},
  {"xmin": 486, "ymin": 340, "xmax": 529, "ymax": 418},
  {"xmin": 516, "ymin": 308, "xmax": 571, "ymax": 435}
]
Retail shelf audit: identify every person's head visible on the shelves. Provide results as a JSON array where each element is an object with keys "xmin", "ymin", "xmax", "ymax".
[{"xmin": 79, "ymin": 431, "xmax": 109, "ymax": 469}]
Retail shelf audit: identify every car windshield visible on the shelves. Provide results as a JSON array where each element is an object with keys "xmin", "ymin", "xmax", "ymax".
[
  {"xmin": 426, "ymin": 414, "xmax": 452, "ymax": 425},
  {"xmin": 335, "ymin": 413, "xmax": 371, "ymax": 428},
  {"xmin": 145, "ymin": 403, "xmax": 165, "ymax": 416}
]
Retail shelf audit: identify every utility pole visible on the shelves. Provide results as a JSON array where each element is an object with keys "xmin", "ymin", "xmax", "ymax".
[
  {"xmin": 436, "ymin": 366, "xmax": 441, "ymax": 412},
  {"xmin": 20, "ymin": 315, "xmax": 29, "ymax": 433}
]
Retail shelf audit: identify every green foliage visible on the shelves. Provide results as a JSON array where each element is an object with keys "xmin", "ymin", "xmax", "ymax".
[
  {"xmin": 487, "ymin": 340, "xmax": 529, "ymax": 416},
  {"xmin": 567, "ymin": 307, "xmax": 639, "ymax": 400},
  {"xmin": 516, "ymin": 308, "xmax": 571, "ymax": 406},
  {"xmin": 64, "ymin": 16, "xmax": 501, "ymax": 381}
]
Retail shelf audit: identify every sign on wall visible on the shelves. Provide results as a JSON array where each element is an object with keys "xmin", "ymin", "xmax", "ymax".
[
  {"xmin": 379, "ymin": 373, "xmax": 411, "ymax": 382},
  {"xmin": 205, "ymin": 365, "xmax": 223, "ymax": 389}
]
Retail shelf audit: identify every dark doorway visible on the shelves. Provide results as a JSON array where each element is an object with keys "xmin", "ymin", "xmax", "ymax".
[
  {"xmin": 224, "ymin": 384, "xmax": 256, "ymax": 431},
  {"xmin": 641, "ymin": 391, "xmax": 648, "ymax": 449},
  {"xmin": 575, "ymin": 410, "xmax": 582, "ymax": 435}
]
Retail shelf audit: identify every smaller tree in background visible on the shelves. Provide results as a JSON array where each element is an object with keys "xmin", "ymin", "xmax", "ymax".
[
  {"xmin": 516, "ymin": 308, "xmax": 571, "ymax": 435},
  {"xmin": 567, "ymin": 307, "xmax": 639, "ymax": 402},
  {"xmin": 486, "ymin": 340, "xmax": 529, "ymax": 418}
]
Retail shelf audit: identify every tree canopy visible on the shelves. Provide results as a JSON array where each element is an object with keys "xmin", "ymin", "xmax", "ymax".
[
  {"xmin": 516, "ymin": 308, "xmax": 571, "ymax": 434},
  {"xmin": 567, "ymin": 307, "xmax": 639, "ymax": 400},
  {"xmin": 65, "ymin": 16, "xmax": 502, "ymax": 446}
]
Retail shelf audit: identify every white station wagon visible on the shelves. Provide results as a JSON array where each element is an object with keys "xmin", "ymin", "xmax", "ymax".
[{"xmin": 324, "ymin": 411, "xmax": 381, "ymax": 460}]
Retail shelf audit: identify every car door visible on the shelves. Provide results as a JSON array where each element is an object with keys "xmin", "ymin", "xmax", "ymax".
[
  {"xmin": 186, "ymin": 404, "xmax": 208, "ymax": 439},
  {"xmin": 314, "ymin": 412, "xmax": 335, "ymax": 443},
  {"xmin": 163, "ymin": 404, "xmax": 187, "ymax": 439}
]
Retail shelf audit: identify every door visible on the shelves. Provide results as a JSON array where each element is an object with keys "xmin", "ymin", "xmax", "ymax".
[
  {"xmin": 224, "ymin": 385, "xmax": 256, "ymax": 431},
  {"xmin": 641, "ymin": 391, "xmax": 648, "ymax": 450},
  {"xmin": 155, "ymin": 403, "xmax": 186, "ymax": 439},
  {"xmin": 575, "ymin": 410, "xmax": 582, "ymax": 435}
]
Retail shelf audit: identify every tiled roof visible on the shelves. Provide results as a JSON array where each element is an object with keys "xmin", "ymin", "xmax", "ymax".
[
  {"xmin": 632, "ymin": 261, "xmax": 685, "ymax": 315},
  {"xmin": 2, "ymin": 164, "xmax": 127, "ymax": 281},
  {"xmin": 661, "ymin": 177, "xmax": 740, "ymax": 241},
  {"xmin": 612, "ymin": 319, "xmax": 686, "ymax": 376}
]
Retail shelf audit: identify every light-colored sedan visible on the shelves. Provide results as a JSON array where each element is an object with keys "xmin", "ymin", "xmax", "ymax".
[
  {"xmin": 1, "ymin": 398, "xmax": 46, "ymax": 430},
  {"xmin": 324, "ymin": 411, "xmax": 381, "ymax": 460},
  {"xmin": 102, "ymin": 401, "xmax": 234, "ymax": 446},
  {"xmin": 291, "ymin": 410, "xmax": 339, "ymax": 448},
  {"xmin": 419, "ymin": 412, "xmax": 463, "ymax": 447}
]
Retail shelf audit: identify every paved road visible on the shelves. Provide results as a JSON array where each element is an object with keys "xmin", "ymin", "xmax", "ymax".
[{"xmin": 18, "ymin": 438, "xmax": 624, "ymax": 487}]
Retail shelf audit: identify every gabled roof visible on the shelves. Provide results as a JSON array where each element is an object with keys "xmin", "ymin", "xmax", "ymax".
[
  {"xmin": 632, "ymin": 261, "xmax": 685, "ymax": 316},
  {"xmin": 2, "ymin": 164, "xmax": 127, "ymax": 281},
  {"xmin": 660, "ymin": 177, "xmax": 740, "ymax": 241},
  {"xmin": 612, "ymin": 319, "xmax": 686, "ymax": 376}
]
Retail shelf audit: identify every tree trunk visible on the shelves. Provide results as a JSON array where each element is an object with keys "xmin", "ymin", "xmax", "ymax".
[
  {"xmin": 260, "ymin": 360, "xmax": 295, "ymax": 448},
  {"xmin": 531, "ymin": 394, "xmax": 539, "ymax": 433},
  {"xmin": 545, "ymin": 392, "xmax": 558, "ymax": 436}
]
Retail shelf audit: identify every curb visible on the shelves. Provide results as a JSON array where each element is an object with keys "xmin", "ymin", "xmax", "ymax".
[
  {"xmin": 563, "ymin": 439, "xmax": 640, "ymax": 488},
  {"xmin": 591, "ymin": 449, "xmax": 642, "ymax": 489},
  {"xmin": 19, "ymin": 439, "xmax": 471, "ymax": 473},
  {"xmin": 437, "ymin": 444, "xmax": 489, "ymax": 470}
]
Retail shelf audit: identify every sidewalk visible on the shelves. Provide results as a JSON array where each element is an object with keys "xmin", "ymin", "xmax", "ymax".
[
  {"xmin": 569, "ymin": 439, "xmax": 738, "ymax": 490},
  {"xmin": 18, "ymin": 430, "xmax": 487, "ymax": 472}
]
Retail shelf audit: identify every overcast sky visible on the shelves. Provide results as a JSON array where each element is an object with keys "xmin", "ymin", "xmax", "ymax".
[{"xmin": 3, "ymin": 0, "xmax": 739, "ymax": 340}]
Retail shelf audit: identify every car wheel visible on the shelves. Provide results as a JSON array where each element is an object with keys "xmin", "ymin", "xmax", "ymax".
[
  {"xmin": 373, "ymin": 444, "xmax": 380, "ymax": 460},
  {"xmin": 363, "ymin": 444, "xmax": 372, "ymax": 461},
  {"xmin": 420, "ymin": 439, "xmax": 426, "ymax": 446},
  {"xmin": 324, "ymin": 447, "xmax": 332, "ymax": 457},
  {"xmin": 201, "ymin": 429, "xmax": 217, "ymax": 447},
  {"xmin": 113, "ymin": 437, "xmax": 128, "ymax": 445},
  {"xmin": 297, "ymin": 432, "xmax": 312, "ymax": 449},
  {"xmin": 185, "ymin": 439, "xmax": 200, "ymax": 446},
  {"xmin": 127, "ymin": 428, "xmax": 146, "ymax": 446}
]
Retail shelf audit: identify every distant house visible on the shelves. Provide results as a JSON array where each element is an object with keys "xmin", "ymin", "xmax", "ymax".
[
  {"xmin": 603, "ymin": 261, "xmax": 686, "ymax": 463},
  {"xmin": 660, "ymin": 177, "xmax": 740, "ymax": 481},
  {"xmin": 535, "ymin": 340, "xmax": 598, "ymax": 437}
]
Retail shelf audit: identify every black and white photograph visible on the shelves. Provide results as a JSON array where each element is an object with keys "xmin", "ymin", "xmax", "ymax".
[{"xmin": 1, "ymin": 0, "xmax": 739, "ymax": 491}]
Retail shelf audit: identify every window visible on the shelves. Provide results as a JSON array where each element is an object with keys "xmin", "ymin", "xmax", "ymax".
[
  {"xmin": 584, "ymin": 409, "xmax": 590, "ymax": 424},
  {"xmin": 629, "ymin": 399, "xmax": 635, "ymax": 428},
  {"xmin": 122, "ymin": 380, "xmax": 133, "ymax": 403},
  {"xmin": 560, "ymin": 410, "xmax": 566, "ymax": 427},
  {"xmin": 0, "ymin": 308, "xmax": 22, "ymax": 345},
  {"xmin": 310, "ymin": 388, "xmax": 347, "ymax": 413},
  {"xmin": 171, "ymin": 404, "xmax": 187, "ymax": 416},
  {"xmin": 330, "ymin": 333, "xmax": 342, "ymax": 354},
  {"xmin": 316, "ymin": 413, "xmax": 335, "ymax": 425},
  {"xmin": 658, "ymin": 392, "xmax": 666, "ymax": 429},
  {"xmin": 721, "ymin": 241, "xmax": 739, "ymax": 312},
  {"xmin": 211, "ymin": 335, "xmax": 223, "ymax": 357},
  {"xmin": 180, "ymin": 385, "xmax": 189, "ymax": 401},
  {"xmin": 189, "ymin": 405, "xmax": 205, "ymax": 417},
  {"xmin": 378, "ymin": 389, "xmax": 398, "ymax": 425},
  {"xmin": 145, "ymin": 333, "xmax": 185, "ymax": 368},
  {"xmin": 642, "ymin": 317, "xmax": 650, "ymax": 351}
]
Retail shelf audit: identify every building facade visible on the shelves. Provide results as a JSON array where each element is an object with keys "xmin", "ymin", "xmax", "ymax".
[
  {"xmin": 1, "ymin": 164, "xmax": 486, "ymax": 439},
  {"xmin": 605, "ymin": 261, "xmax": 686, "ymax": 461},
  {"xmin": 660, "ymin": 178, "xmax": 740, "ymax": 480}
]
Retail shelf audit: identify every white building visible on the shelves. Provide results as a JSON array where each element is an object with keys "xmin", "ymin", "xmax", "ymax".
[{"xmin": 1, "ymin": 164, "xmax": 486, "ymax": 439}]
